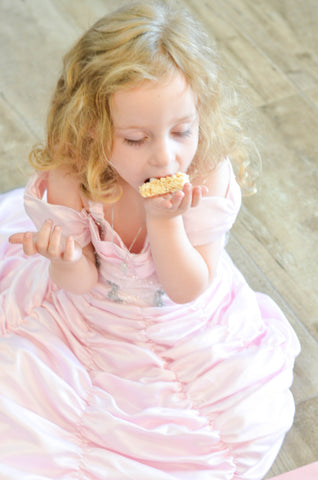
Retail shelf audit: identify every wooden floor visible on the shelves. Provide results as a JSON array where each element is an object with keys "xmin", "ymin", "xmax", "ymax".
[{"xmin": 0, "ymin": 1, "xmax": 317, "ymax": 478}]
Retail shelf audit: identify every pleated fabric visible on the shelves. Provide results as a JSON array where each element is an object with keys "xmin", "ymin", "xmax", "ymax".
[{"xmin": 0, "ymin": 162, "xmax": 300, "ymax": 479}]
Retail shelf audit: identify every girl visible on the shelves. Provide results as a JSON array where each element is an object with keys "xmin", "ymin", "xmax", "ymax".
[{"xmin": 0, "ymin": 2, "xmax": 300, "ymax": 479}]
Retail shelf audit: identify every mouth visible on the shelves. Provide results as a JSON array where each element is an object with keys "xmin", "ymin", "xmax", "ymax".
[{"xmin": 143, "ymin": 174, "xmax": 172, "ymax": 184}]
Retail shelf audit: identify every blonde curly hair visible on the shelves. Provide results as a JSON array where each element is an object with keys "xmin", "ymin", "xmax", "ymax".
[{"xmin": 29, "ymin": 0, "xmax": 258, "ymax": 200}]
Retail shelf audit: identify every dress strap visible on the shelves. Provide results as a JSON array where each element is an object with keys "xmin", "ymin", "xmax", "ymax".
[{"xmin": 24, "ymin": 173, "xmax": 92, "ymax": 248}]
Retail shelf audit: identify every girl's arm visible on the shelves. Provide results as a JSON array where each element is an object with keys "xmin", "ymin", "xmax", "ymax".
[
  {"xmin": 11, "ymin": 220, "xmax": 99, "ymax": 294},
  {"xmin": 146, "ymin": 213, "xmax": 222, "ymax": 303},
  {"xmin": 145, "ymin": 161, "xmax": 229, "ymax": 304},
  {"xmin": 49, "ymin": 246, "xmax": 98, "ymax": 295},
  {"xmin": 10, "ymin": 166, "xmax": 99, "ymax": 294}
]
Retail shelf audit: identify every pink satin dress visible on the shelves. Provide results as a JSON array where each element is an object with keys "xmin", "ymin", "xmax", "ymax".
[{"xmin": 0, "ymin": 160, "xmax": 300, "ymax": 479}]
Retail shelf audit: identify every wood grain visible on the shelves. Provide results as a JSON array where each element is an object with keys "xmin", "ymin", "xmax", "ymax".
[{"xmin": 0, "ymin": 0, "xmax": 317, "ymax": 477}]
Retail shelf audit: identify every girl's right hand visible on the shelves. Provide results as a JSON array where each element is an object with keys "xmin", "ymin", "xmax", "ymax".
[
  {"xmin": 9, "ymin": 219, "xmax": 82, "ymax": 264},
  {"xmin": 144, "ymin": 183, "xmax": 208, "ymax": 219}
]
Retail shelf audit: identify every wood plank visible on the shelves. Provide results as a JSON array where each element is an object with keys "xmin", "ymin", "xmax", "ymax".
[
  {"xmin": 186, "ymin": 0, "xmax": 318, "ymax": 343},
  {"xmin": 0, "ymin": 0, "xmax": 81, "ymax": 140},
  {"xmin": 232, "ymin": 92, "xmax": 318, "ymax": 340},
  {"xmin": 232, "ymin": 205, "xmax": 317, "ymax": 342},
  {"xmin": 51, "ymin": 0, "xmax": 126, "ymax": 30},
  {"xmin": 227, "ymin": 235, "xmax": 318, "ymax": 406},
  {"xmin": 227, "ymin": 233, "xmax": 318, "ymax": 477},
  {"xmin": 184, "ymin": 0, "xmax": 296, "ymax": 107},
  {"xmin": 205, "ymin": 0, "xmax": 318, "ymax": 96},
  {"xmin": 264, "ymin": 397, "xmax": 318, "ymax": 478},
  {"xmin": 305, "ymin": 86, "xmax": 318, "ymax": 109},
  {"xmin": 0, "ymin": 2, "xmax": 317, "ymax": 477},
  {"xmin": 0, "ymin": 97, "xmax": 34, "ymax": 191}
]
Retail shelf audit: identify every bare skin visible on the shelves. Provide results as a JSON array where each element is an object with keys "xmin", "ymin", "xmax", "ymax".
[{"xmin": 10, "ymin": 72, "xmax": 229, "ymax": 302}]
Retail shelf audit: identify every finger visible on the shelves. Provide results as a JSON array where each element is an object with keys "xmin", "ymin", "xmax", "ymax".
[
  {"xmin": 63, "ymin": 236, "xmax": 82, "ymax": 262},
  {"xmin": 191, "ymin": 186, "xmax": 202, "ymax": 207},
  {"xmin": 63, "ymin": 236, "xmax": 75, "ymax": 262},
  {"xmin": 175, "ymin": 183, "xmax": 191, "ymax": 209},
  {"xmin": 199, "ymin": 185, "xmax": 209, "ymax": 197},
  {"xmin": 146, "ymin": 194, "xmax": 174, "ymax": 210},
  {"xmin": 23, "ymin": 232, "xmax": 38, "ymax": 256},
  {"xmin": 168, "ymin": 190, "xmax": 184, "ymax": 209},
  {"xmin": 9, "ymin": 232, "xmax": 27, "ymax": 244},
  {"xmin": 35, "ymin": 219, "xmax": 53, "ymax": 254},
  {"xmin": 47, "ymin": 225, "xmax": 63, "ymax": 260}
]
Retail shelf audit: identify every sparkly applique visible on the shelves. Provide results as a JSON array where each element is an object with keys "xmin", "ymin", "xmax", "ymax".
[
  {"xmin": 154, "ymin": 289, "xmax": 165, "ymax": 307},
  {"xmin": 107, "ymin": 281, "xmax": 123, "ymax": 303}
]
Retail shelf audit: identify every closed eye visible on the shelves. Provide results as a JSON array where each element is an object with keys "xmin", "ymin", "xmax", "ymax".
[
  {"xmin": 124, "ymin": 138, "xmax": 146, "ymax": 147},
  {"xmin": 123, "ymin": 129, "xmax": 192, "ymax": 146},
  {"xmin": 172, "ymin": 129, "xmax": 192, "ymax": 138}
]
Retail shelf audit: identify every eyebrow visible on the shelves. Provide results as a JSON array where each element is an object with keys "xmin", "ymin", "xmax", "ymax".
[{"xmin": 114, "ymin": 113, "xmax": 197, "ymax": 131}]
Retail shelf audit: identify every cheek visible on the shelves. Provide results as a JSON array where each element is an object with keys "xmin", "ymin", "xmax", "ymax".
[
  {"xmin": 186, "ymin": 135, "xmax": 199, "ymax": 161},
  {"xmin": 110, "ymin": 142, "xmax": 128, "ymax": 167},
  {"xmin": 110, "ymin": 149, "xmax": 142, "ymax": 185}
]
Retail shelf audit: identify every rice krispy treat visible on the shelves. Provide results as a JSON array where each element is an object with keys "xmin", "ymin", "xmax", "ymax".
[{"xmin": 139, "ymin": 172, "xmax": 189, "ymax": 198}]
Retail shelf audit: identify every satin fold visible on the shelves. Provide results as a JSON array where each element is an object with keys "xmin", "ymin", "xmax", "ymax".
[{"xmin": 0, "ymin": 164, "xmax": 300, "ymax": 479}]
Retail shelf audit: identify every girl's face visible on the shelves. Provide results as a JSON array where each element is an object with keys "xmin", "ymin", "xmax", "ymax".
[{"xmin": 109, "ymin": 72, "xmax": 199, "ymax": 192}]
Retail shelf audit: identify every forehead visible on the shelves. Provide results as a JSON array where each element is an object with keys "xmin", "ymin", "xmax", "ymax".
[{"xmin": 110, "ymin": 72, "xmax": 197, "ymax": 127}]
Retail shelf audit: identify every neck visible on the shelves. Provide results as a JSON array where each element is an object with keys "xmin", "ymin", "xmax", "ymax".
[{"xmin": 105, "ymin": 182, "xmax": 146, "ymax": 253}]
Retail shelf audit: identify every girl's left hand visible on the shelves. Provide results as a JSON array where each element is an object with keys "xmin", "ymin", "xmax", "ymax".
[
  {"xmin": 144, "ymin": 183, "xmax": 208, "ymax": 218},
  {"xmin": 9, "ymin": 219, "xmax": 83, "ymax": 264}
]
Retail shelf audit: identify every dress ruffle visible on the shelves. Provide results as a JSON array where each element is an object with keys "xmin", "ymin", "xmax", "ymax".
[{"xmin": 0, "ymin": 164, "xmax": 300, "ymax": 479}]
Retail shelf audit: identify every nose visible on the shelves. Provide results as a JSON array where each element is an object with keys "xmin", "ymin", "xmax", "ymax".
[{"xmin": 149, "ymin": 136, "xmax": 175, "ymax": 169}]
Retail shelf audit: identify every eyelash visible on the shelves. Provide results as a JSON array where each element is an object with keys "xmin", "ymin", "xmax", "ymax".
[
  {"xmin": 124, "ymin": 129, "xmax": 192, "ymax": 147},
  {"xmin": 124, "ymin": 138, "xmax": 146, "ymax": 147},
  {"xmin": 175, "ymin": 129, "xmax": 192, "ymax": 138}
]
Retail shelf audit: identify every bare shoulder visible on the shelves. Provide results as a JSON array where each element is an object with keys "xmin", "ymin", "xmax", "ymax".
[
  {"xmin": 193, "ymin": 159, "xmax": 231, "ymax": 198},
  {"xmin": 47, "ymin": 165, "xmax": 84, "ymax": 211}
]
